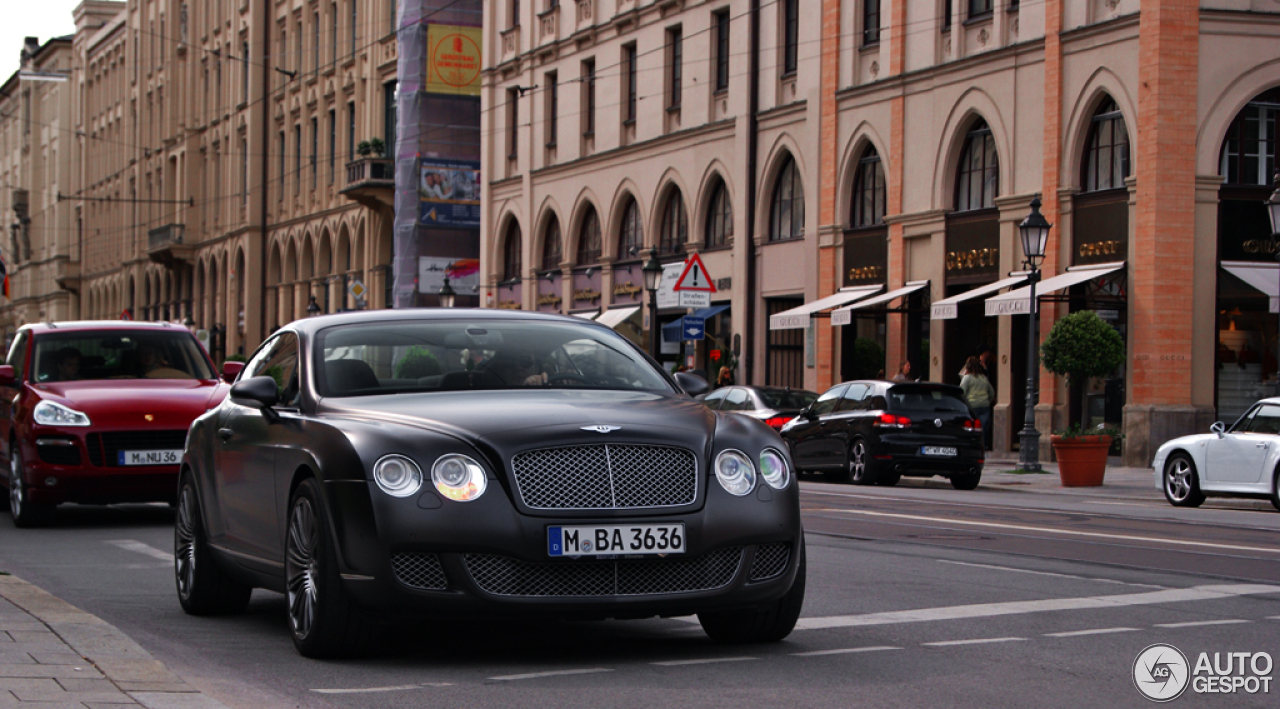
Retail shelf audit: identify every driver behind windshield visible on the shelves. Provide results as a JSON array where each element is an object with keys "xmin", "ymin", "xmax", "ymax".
[{"xmin": 484, "ymin": 350, "xmax": 548, "ymax": 387}]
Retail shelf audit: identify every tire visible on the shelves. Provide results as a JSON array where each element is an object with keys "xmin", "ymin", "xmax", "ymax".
[
  {"xmin": 950, "ymin": 470, "xmax": 982, "ymax": 491},
  {"xmin": 1163, "ymin": 453, "xmax": 1206, "ymax": 508},
  {"xmin": 876, "ymin": 472, "xmax": 901, "ymax": 487},
  {"xmin": 286, "ymin": 478, "xmax": 374, "ymax": 658},
  {"xmin": 1268, "ymin": 468, "xmax": 1279, "ymax": 513},
  {"xmin": 847, "ymin": 439, "xmax": 878, "ymax": 486},
  {"xmin": 174, "ymin": 474, "xmax": 252, "ymax": 615},
  {"xmin": 9, "ymin": 448, "xmax": 53, "ymax": 528},
  {"xmin": 699, "ymin": 539, "xmax": 807, "ymax": 644}
]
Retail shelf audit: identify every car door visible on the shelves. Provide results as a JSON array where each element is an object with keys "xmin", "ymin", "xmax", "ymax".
[
  {"xmin": 1205, "ymin": 403, "xmax": 1276, "ymax": 485},
  {"xmin": 788, "ymin": 384, "xmax": 848, "ymax": 469},
  {"xmin": 216, "ymin": 333, "xmax": 297, "ymax": 562},
  {"xmin": 1, "ymin": 331, "xmax": 29, "ymax": 477}
]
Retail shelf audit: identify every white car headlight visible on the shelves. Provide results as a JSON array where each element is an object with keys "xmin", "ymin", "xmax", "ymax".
[
  {"xmin": 372, "ymin": 454, "xmax": 423, "ymax": 498},
  {"xmin": 714, "ymin": 449, "xmax": 756, "ymax": 496},
  {"xmin": 431, "ymin": 454, "xmax": 487, "ymax": 502},
  {"xmin": 33, "ymin": 400, "xmax": 92, "ymax": 427},
  {"xmin": 759, "ymin": 448, "xmax": 790, "ymax": 490}
]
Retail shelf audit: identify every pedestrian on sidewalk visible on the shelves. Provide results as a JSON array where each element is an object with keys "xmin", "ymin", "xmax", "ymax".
[
  {"xmin": 960, "ymin": 355, "xmax": 994, "ymax": 451},
  {"xmin": 892, "ymin": 360, "xmax": 915, "ymax": 382}
]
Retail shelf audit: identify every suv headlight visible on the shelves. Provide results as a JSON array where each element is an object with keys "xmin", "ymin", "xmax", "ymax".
[
  {"xmin": 714, "ymin": 449, "xmax": 756, "ymax": 496},
  {"xmin": 33, "ymin": 401, "xmax": 92, "ymax": 427},
  {"xmin": 372, "ymin": 454, "xmax": 423, "ymax": 498},
  {"xmin": 431, "ymin": 454, "xmax": 487, "ymax": 502},
  {"xmin": 759, "ymin": 448, "xmax": 790, "ymax": 489}
]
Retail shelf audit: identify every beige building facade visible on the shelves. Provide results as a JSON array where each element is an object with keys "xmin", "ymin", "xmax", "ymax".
[{"xmin": 482, "ymin": 0, "xmax": 1280, "ymax": 464}]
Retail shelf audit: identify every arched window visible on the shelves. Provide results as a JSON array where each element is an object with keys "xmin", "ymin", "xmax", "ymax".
[
  {"xmin": 705, "ymin": 178, "xmax": 733, "ymax": 248},
  {"xmin": 851, "ymin": 146, "xmax": 886, "ymax": 227},
  {"xmin": 577, "ymin": 207, "xmax": 602, "ymax": 265},
  {"xmin": 769, "ymin": 155, "xmax": 805, "ymax": 241},
  {"xmin": 955, "ymin": 119, "xmax": 998, "ymax": 211},
  {"xmin": 1220, "ymin": 88, "xmax": 1280, "ymax": 186},
  {"xmin": 1082, "ymin": 98, "xmax": 1130, "ymax": 192},
  {"xmin": 502, "ymin": 221, "xmax": 522, "ymax": 281},
  {"xmin": 659, "ymin": 191, "xmax": 687, "ymax": 254},
  {"xmin": 541, "ymin": 217, "xmax": 562, "ymax": 272},
  {"xmin": 617, "ymin": 198, "xmax": 643, "ymax": 259}
]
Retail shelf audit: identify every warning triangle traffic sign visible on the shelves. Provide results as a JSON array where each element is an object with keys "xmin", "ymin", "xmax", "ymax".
[{"xmin": 673, "ymin": 253, "xmax": 717, "ymax": 292}]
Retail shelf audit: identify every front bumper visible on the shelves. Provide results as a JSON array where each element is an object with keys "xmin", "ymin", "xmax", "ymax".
[
  {"xmin": 875, "ymin": 434, "xmax": 984, "ymax": 476},
  {"xmin": 20, "ymin": 429, "xmax": 182, "ymax": 505}
]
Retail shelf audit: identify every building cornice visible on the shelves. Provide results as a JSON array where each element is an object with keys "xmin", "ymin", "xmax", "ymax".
[{"xmin": 526, "ymin": 117, "xmax": 736, "ymax": 181}]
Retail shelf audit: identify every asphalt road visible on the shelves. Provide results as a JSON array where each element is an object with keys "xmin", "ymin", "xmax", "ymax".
[{"xmin": 2, "ymin": 478, "xmax": 1278, "ymax": 708}]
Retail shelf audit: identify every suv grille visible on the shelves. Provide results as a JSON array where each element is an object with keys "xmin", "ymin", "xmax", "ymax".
[
  {"xmin": 390, "ymin": 553, "xmax": 448, "ymax": 591},
  {"xmin": 463, "ymin": 548, "xmax": 743, "ymax": 597},
  {"xmin": 86, "ymin": 431, "xmax": 187, "ymax": 467},
  {"xmin": 749, "ymin": 543, "xmax": 791, "ymax": 581},
  {"xmin": 511, "ymin": 444, "xmax": 697, "ymax": 510}
]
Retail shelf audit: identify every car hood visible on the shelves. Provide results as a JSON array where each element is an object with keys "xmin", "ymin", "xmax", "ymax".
[{"xmin": 34, "ymin": 380, "xmax": 227, "ymax": 423}]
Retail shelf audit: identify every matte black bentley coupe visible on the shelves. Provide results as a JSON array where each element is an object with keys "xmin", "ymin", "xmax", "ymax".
[{"xmin": 175, "ymin": 310, "xmax": 805, "ymax": 657}]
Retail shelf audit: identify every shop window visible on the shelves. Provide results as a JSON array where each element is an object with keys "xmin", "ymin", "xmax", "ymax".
[
  {"xmin": 706, "ymin": 179, "xmax": 733, "ymax": 248},
  {"xmin": 769, "ymin": 155, "xmax": 805, "ymax": 242},
  {"xmin": 1083, "ymin": 98, "xmax": 1130, "ymax": 193},
  {"xmin": 541, "ymin": 217, "xmax": 562, "ymax": 271},
  {"xmin": 659, "ymin": 191, "xmax": 687, "ymax": 255},
  {"xmin": 955, "ymin": 119, "xmax": 998, "ymax": 211},
  {"xmin": 577, "ymin": 208, "xmax": 602, "ymax": 265},
  {"xmin": 851, "ymin": 147, "xmax": 886, "ymax": 228},
  {"xmin": 618, "ymin": 198, "xmax": 642, "ymax": 259},
  {"xmin": 503, "ymin": 221, "xmax": 522, "ymax": 282}
]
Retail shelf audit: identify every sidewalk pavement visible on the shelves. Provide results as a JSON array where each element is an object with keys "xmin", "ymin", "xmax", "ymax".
[{"xmin": 0, "ymin": 573, "xmax": 227, "ymax": 709}]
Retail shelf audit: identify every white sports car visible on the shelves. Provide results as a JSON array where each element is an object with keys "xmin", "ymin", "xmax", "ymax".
[{"xmin": 1152, "ymin": 398, "xmax": 1280, "ymax": 511}]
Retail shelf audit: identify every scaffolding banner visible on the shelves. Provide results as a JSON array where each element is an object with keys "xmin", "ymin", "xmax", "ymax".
[
  {"xmin": 426, "ymin": 25, "xmax": 482, "ymax": 96},
  {"xmin": 419, "ymin": 158, "xmax": 481, "ymax": 227}
]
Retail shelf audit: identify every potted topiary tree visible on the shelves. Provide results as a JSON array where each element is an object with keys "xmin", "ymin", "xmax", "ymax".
[{"xmin": 1040, "ymin": 310, "xmax": 1126, "ymax": 486}]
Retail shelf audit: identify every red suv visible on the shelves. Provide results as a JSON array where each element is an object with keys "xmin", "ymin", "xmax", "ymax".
[{"xmin": 1, "ymin": 322, "xmax": 237, "ymax": 526}]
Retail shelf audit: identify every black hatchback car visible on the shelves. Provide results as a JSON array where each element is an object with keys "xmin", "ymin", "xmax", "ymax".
[{"xmin": 780, "ymin": 380, "xmax": 983, "ymax": 489}]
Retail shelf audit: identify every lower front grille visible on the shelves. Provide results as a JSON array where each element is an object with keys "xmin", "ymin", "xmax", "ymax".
[
  {"xmin": 463, "ymin": 548, "xmax": 744, "ymax": 598},
  {"xmin": 390, "ymin": 553, "xmax": 448, "ymax": 590},
  {"xmin": 36, "ymin": 442, "xmax": 81, "ymax": 466},
  {"xmin": 749, "ymin": 543, "xmax": 791, "ymax": 581}
]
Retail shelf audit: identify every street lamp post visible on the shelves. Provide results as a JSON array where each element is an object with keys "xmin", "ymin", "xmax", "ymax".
[
  {"xmin": 438, "ymin": 276, "xmax": 456, "ymax": 309},
  {"xmin": 642, "ymin": 249, "xmax": 664, "ymax": 361},
  {"xmin": 306, "ymin": 295, "xmax": 321, "ymax": 317},
  {"xmin": 1017, "ymin": 196, "xmax": 1051, "ymax": 471},
  {"xmin": 1266, "ymin": 171, "xmax": 1280, "ymax": 394}
]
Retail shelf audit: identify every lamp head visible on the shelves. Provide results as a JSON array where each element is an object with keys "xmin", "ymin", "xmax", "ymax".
[
  {"xmin": 1018, "ymin": 195, "xmax": 1051, "ymax": 268},
  {"xmin": 642, "ymin": 248, "xmax": 663, "ymax": 293},
  {"xmin": 438, "ymin": 276, "xmax": 457, "ymax": 309}
]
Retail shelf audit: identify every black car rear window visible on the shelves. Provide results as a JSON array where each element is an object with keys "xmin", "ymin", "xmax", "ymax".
[
  {"xmin": 886, "ymin": 385, "xmax": 970, "ymax": 414},
  {"xmin": 757, "ymin": 388, "xmax": 817, "ymax": 410}
]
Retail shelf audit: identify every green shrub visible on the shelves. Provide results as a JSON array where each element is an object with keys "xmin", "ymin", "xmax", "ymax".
[
  {"xmin": 396, "ymin": 347, "xmax": 441, "ymax": 379},
  {"xmin": 1040, "ymin": 311, "xmax": 1124, "ymax": 386},
  {"xmin": 224, "ymin": 353, "xmax": 248, "ymax": 363},
  {"xmin": 847, "ymin": 337, "xmax": 885, "ymax": 380}
]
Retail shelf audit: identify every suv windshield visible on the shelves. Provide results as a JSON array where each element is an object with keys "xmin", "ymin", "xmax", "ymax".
[
  {"xmin": 32, "ymin": 330, "xmax": 215, "ymax": 382},
  {"xmin": 886, "ymin": 385, "xmax": 970, "ymax": 414},
  {"xmin": 315, "ymin": 319, "xmax": 674, "ymax": 397},
  {"xmin": 757, "ymin": 388, "xmax": 817, "ymax": 410}
]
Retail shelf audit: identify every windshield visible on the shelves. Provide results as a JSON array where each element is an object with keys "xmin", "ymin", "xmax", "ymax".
[
  {"xmin": 32, "ymin": 330, "xmax": 215, "ymax": 382},
  {"xmin": 757, "ymin": 388, "xmax": 817, "ymax": 410},
  {"xmin": 886, "ymin": 385, "xmax": 970, "ymax": 414},
  {"xmin": 315, "ymin": 319, "xmax": 675, "ymax": 397}
]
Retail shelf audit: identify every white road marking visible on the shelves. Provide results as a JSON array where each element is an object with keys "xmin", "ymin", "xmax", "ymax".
[
  {"xmin": 1269, "ymin": 616, "xmax": 1280, "ymax": 620},
  {"xmin": 1044, "ymin": 627, "xmax": 1140, "ymax": 638},
  {"xmin": 791, "ymin": 646, "xmax": 901, "ymax": 657},
  {"xmin": 810, "ymin": 508, "xmax": 1280, "ymax": 554},
  {"xmin": 937, "ymin": 559, "xmax": 1165, "ymax": 588},
  {"xmin": 489, "ymin": 669, "xmax": 613, "ymax": 681},
  {"xmin": 922, "ymin": 637, "xmax": 1025, "ymax": 647},
  {"xmin": 312, "ymin": 683, "xmax": 453, "ymax": 694},
  {"xmin": 105, "ymin": 539, "xmax": 173, "ymax": 562},
  {"xmin": 1153, "ymin": 619, "xmax": 1251, "ymax": 629},
  {"xmin": 792, "ymin": 584, "xmax": 1280, "ymax": 631},
  {"xmin": 651, "ymin": 657, "xmax": 758, "ymax": 667}
]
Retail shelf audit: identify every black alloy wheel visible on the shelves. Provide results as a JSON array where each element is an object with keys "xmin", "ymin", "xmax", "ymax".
[
  {"xmin": 847, "ymin": 439, "xmax": 877, "ymax": 485},
  {"xmin": 876, "ymin": 471, "xmax": 902, "ymax": 487},
  {"xmin": 950, "ymin": 470, "xmax": 982, "ymax": 491},
  {"xmin": 1162, "ymin": 453, "xmax": 1206, "ymax": 508},
  {"xmin": 699, "ymin": 539, "xmax": 807, "ymax": 643},
  {"xmin": 174, "ymin": 474, "xmax": 251, "ymax": 615},
  {"xmin": 285, "ymin": 478, "xmax": 372, "ymax": 658},
  {"xmin": 9, "ymin": 448, "xmax": 52, "ymax": 528}
]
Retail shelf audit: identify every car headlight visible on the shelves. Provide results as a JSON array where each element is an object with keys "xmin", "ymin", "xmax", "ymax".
[
  {"xmin": 372, "ymin": 454, "xmax": 423, "ymax": 498},
  {"xmin": 759, "ymin": 448, "xmax": 790, "ymax": 490},
  {"xmin": 33, "ymin": 401, "xmax": 92, "ymax": 427},
  {"xmin": 431, "ymin": 454, "xmax": 487, "ymax": 502},
  {"xmin": 714, "ymin": 449, "xmax": 756, "ymax": 496}
]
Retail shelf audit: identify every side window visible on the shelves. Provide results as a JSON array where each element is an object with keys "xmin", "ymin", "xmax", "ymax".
[
  {"xmin": 1231, "ymin": 406, "xmax": 1259, "ymax": 433},
  {"xmin": 702, "ymin": 390, "xmax": 727, "ymax": 410},
  {"xmin": 7, "ymin": 332, "xmax": 28, "ymax": 381},
  {"xmin": 838, "ymin": 383, "xmax": 868, "ymax": 411},
  {"xmin": 261, "ymin": 332, "xmax": 301, "ymax": 408},
  {"xmin": 1246, "ymin": 404, "xmax": 1280, "ymax": 434},
  {"xmin": 812, "ymin": 385, "xmax": 848, "ymax": 416},
  {"xmin": 242, "ymin": 335, "xmax": 281, "ymax": 380},
  {"xmin": 724, "ymin": 388, "xmax": 749, "ymax": 411}
]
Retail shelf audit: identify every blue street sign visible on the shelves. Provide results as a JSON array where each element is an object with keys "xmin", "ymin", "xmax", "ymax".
[{"xmin": 681, "ymin": 315, "xmax": 705, "ymax": 341}]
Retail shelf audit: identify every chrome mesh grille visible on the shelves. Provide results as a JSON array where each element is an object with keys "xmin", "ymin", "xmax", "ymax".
[
  {"xmin": 390, "ymin": 553, "xmax": 448, "ymax": 591},
  {"xmin": 511, "ymin": 444, "xmax": 697, "ymax": 510},
  {"xmin": 463, "ymin": 548, "xmax": 743, "ymax": 597},
  {"xmin": 749, "ymin": 543, "xmax": 791, "ymax": 581}
]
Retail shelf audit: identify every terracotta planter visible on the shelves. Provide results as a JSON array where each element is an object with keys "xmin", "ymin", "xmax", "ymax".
[{"xmin": 1049, "ymin": 434, "xmax": 1112, "ymax": 487}]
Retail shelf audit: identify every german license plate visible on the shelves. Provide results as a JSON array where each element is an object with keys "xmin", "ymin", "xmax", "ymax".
[
  {"xmin": 548, "ymin": 524, "xmax": 685, "ymax": 557},
  {"xmin": 921, "ymin": 446, "xmax": 957, "ymax": 457},
  {"xmin": 118, "ymin": 449, "xmax": 181, "ymax": 466}
]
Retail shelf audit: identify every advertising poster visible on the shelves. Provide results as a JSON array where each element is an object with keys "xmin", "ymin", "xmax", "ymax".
[
  {"xmin": 419, "ymin": 158, "xmax": 481, "ymax": 228},
  {"xmin": 418, "ymin": 257, "xmax": 480, "ymax": 294},
  {"xmin": 426, "ymin": 25, "xmax": 483, "ymax": 97}
]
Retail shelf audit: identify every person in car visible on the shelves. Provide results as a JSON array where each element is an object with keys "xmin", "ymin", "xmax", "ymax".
[{"xmin": 53, "ymin": 347, "xmax": 83, "ymax": 381}]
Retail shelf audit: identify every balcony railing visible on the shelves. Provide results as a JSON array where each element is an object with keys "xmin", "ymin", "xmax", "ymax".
[
  {"xmin": 148, "ymin": 223, "xmax": 185, "ymax": 252},
  {"xmin": 340, "ymin": 158, "xmax": 395, "ymax": 209}
]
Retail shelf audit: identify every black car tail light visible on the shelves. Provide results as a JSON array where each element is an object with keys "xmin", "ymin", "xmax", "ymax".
[
  {"xmin": 964, "ymin": 418, "xmax": 982, "ymax": 432},
  {"xmin": 765, "ymin": 416, "xmax": 791, "ymax": 429},
  {"xmin": 874, "ymin": 413, "xmax": 911, "ymax": 429}
]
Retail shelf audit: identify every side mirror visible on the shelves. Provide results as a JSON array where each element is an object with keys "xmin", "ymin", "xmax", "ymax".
[
  {"xmin": 801, "ymin": 405, "xmax": 818, "ymax": 421},
  {"xmin": 674, "ymin": 371, "xmax": 710, "ymax": 397},
  {"xmin": 221, "ymin": 361, "xmax": 245, "ymax": 383},
  {"xmin": 0, "ymin": 365, "xmax": 14, "ymax": 386},
  {"xmin": 1210, "ymin": 421, "xmax": 1225, "ymax": 438},
  {"xmin": 230, "ymin": 376, "xmax": 279, "ymax": 410}
]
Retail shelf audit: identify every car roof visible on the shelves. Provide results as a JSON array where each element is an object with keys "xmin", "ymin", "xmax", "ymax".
[
  {"xmin": 280, "ymin": 308, "xmax": 612, "ymax": 337},
  {"xmin": 20, "ymin": 321, "xmax": 194, "ymax": 335}
]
